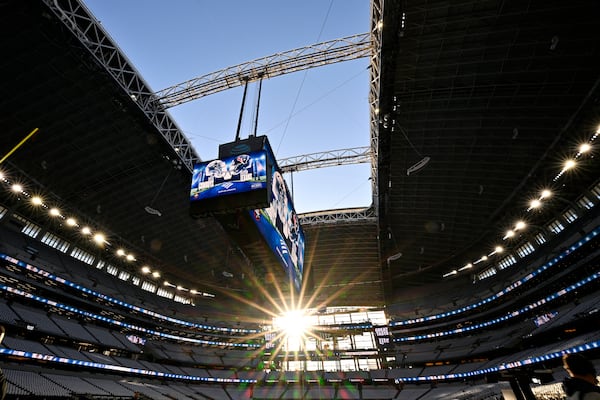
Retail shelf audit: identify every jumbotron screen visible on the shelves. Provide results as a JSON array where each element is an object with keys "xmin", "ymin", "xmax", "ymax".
[
  {"xmin": 189, "ymin": 150, "xmax": 270, "ymax": 217},
  {"xmin": 190, "ymin": 135, "xmax": 305, "ymax": 293},
  {"xmin": 249, "ymin": 168, "xmax": 305, "ymax": 292}
]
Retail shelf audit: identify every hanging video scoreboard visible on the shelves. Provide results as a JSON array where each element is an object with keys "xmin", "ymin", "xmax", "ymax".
[
  {"xmin": 190, "ymin": 151, "xmax": 270, "ymax": 216},
  {"xmin": 190, "ymin": 135, "xmax": 305, "ymax": 293}
]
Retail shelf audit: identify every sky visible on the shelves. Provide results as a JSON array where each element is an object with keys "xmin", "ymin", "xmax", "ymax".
[{"xmin": 84, "ymin": 0, "xmax": 373, "ymax": 214}]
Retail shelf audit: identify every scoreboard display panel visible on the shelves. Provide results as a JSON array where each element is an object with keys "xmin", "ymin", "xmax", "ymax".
[
  {"xmin": 190, "ymin": 135, "xmax": 305, "ymax": 294},
  {"xmin": 190, "ymin": 150, "xmax": 270, "ymax": 216}
]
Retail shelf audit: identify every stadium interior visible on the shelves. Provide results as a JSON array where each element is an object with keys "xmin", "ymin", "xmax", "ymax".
[{"xmin": 0, "ymin": 1, "xmax": 599, "ymax": 399}]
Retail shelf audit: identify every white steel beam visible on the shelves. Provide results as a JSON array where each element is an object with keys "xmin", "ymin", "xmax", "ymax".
[
  {"xmin": 278, "ymin": 147, "xmax": 371, "ymax": 173},
  {"xmin": 155, "ymin": 33, "xmax": 372, "ymax": 108},
  {"xmin": 42, "ymin": 0, "xmax": 202, "ymax": 172},
  {"xmin": 369, "ymin": 0, "xmax": 384, "ymax": 218},
  {"xmin": 299, "ymin": 207, "xmax": 376, "ymax": 226}
]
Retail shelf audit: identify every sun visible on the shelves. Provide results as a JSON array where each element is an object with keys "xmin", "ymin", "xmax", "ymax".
[{"xmin": 273, "ymin": 309, "xmax": 314, "ymax": 349}]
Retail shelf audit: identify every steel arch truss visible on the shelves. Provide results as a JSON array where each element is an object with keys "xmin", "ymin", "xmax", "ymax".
[
  {"xmin": 279, "ymin": 147, "xmax": 371, "ymax": 173},
  {"xmin": 42, "ymin": 0, "xmax": 202, "ymax": 172},
  {"xmin": 369, "ymin": 0, "xmax": 383, "ymax": 218},
  {"xmin": 155, "ymin": 33, "xmax": 372, "ymax": 108},
  {"xmin": 299, "ymin": 207, "xmax": 377, "ymax": 226}
]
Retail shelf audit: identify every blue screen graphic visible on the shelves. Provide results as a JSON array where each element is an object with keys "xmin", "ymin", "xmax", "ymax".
[
  {"xmin": 250, "ymin": 169, "xmax": 305, "ymax": 292},
  {"xmin": 190, "ymin": 151, "xmax": 268, "ymax": 202}
]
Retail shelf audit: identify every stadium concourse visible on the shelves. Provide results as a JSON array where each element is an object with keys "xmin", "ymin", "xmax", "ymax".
[{"xmin": 0, "ymin": 1, "xmax": 599, "ymax": 400}]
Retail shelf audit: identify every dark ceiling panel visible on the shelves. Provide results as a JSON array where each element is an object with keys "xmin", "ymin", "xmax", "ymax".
[{"xmin": 378, "ymin": 0, "xmax": 600, "ymax": 296}]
